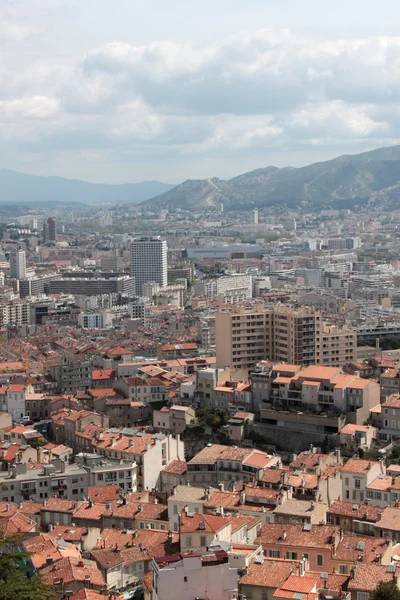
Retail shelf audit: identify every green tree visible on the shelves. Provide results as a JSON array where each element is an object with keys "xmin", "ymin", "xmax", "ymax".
[
  {"xmin": 371, "ymin": 582, "xmax": 400, "ymax": 600},
  {"xmin": 0, "ymin": 536, "xmax": 54, "ymax": 600}
]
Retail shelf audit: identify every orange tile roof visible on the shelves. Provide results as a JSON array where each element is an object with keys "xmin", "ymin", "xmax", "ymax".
[{"xmin": 239, "ymin": 558, "xmax": 301, "ymax": 588}]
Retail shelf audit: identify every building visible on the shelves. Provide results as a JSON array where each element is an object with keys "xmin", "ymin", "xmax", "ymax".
[
  {"xmin": 216, "ymin": 304, "xmax": 273, "ymax": 369},
  {"xmin": 168, "ymin": 485, "xmax": 211, "ymax": 532},
  {"xmin": 152, "ymin": 551, "xmax": 238, "ymax": 600},
  {"xmin": 259, "ymin": 365, "xmax": 380, "ymax": 433},
  {"xmin": 341, "ymin": 458, "xmax": 383, "ymax": 504},
  {"xmin": 251, "ymin": 208, "xmax": 259, "ymax": 225},
  {"xmin": 130, "ymin": 236, "xmax": 167, "ymax": 295},
  {"xmin": 216, "ymin": 304, "xmax": 325, "ymax": 370},
  {"xmin": 187, "ymin": 444, "xmax": 280, "ymax": 487},
  {"xmin": 316, "ymin": 324, "xmax": 357, "ymax": 367},
  {"xmin": 47, "ymin": 271, "xmax": 135, "ymax": 297},
  {"xmin": 0, "ymin": 460, "xmax": 89, "ymax": 504},
  {"xmin": 43, "ymin": 217, "xmax": 56, "ymax": 243},
  {"xmin": 10, "ymin": 249, "xmax": 26, "ymax": 279},
  {"xmin": 0, "ymin": 300, "xmax": 30, "ymax": 326}
]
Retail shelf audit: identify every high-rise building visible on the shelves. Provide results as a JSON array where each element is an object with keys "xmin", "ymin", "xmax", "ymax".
[
  {"xmin": 215, "ymin": 303, "xmax": 355, "ymax": 370},
  {"xmin": 251, "ymin": 208, "xmax": 259, "ymax": 224},
  {"xmin": 43, "ymin": 217, "xmax": 56, "ymax": 243},
  {"xmin": 9, "ymin": 249, "xmax": 26, "ymax": 279},
  {"xmin": 130, "ymin": 236, "xmax": 167, "ymax": 295}
]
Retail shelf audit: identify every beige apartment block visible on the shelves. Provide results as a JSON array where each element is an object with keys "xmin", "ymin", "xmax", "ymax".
[
  {"xmin": 216, "ymin": 303, "xmax": 356, "ymax": 370},
  {"xmin": 216, "ymin": 304, "xmax": 273, "ymax": 369},
  {"xmin": 316, "ymin": 323, "xmax": 357, "ymax": 366}
]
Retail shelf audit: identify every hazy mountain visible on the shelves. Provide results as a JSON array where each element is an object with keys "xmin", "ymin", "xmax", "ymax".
[
  {"xmin": 144, "ymin": 145, "xmax": 400, "ymax": 211},
  {"xmin": 0, "ymin": 169, "xmax": 175, "ymax": 205}
]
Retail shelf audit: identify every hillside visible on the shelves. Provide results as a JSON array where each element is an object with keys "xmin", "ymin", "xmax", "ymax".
[
  {"xmin": 144, "ymin": 145, "xmax": 400, "ymax": 211},
  {"xmin": 0, "ymin": 169, "xmax": 175, "ymax": 205}
]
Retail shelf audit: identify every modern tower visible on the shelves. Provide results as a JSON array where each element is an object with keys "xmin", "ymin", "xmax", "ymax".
[
  {"xmin": 130, "ymin": 236, "xmax": 167, "ymax": 295},
  {"xmin": 10, "ymin": 249, "xmax": 26, "ymax": 279},
  {"xmin": 43, "ymin": 217, "xmax": 56, "ymax": 243}
]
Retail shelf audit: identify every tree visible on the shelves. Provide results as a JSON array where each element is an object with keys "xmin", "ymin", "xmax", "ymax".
[
  {"xmin": 0, "ymin": 535, "xmax": 54, "ymax": 600},
  {"xmin": 371, "ymin": 581, "xmax": 400, "ymax": 600}
]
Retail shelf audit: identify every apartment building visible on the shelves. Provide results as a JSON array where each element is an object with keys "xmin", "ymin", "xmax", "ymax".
[
  {"xmin": 130, "ymin": 236, "xmax": 167, "ymax": 295},
  {"xmin": 49, "ymin": 353, "xmax": 92, "ymax": 394},
  {"xmin": 10, "ymin": 249, "xmax": 26, "ymax": 279},
  {"xmin": 0, "ymin": 300, "xmax": 30, "ymax": 326},
  {"xmin": 216, "ymin": 304, "xmax": 273, "ymax": 369},
  {"xmin": 187, "ymin": 444, "xmax": 280, "ymax": 487},
  {"xmin": 0, "ymin": 460, "xmax": 89, "ymax": 504},
  {"xmin": 378, "ymin": 394, "xmax": 400, "ymax": 441},
  {"xmin": 152, "ymin": 551, "xmax": 238, "ymax": 600},
  {"xmin": 341, "ymin": 458, "xmax": 384, "ymax": 504},
  {"xmin": 316, "ymin": 324, "xmax": 357, "ymax": 366},
  {"xmin": 216, "ymin": 303, "xmax": 356, "ymax": 370},
  {"xmin": 273, "ymin": 304, "xmax": 320, "ymax": 366},
  {"xmin": 259, "ymin": 365, "xmax": 380, "ymax": 431},
  {"xmin": 92, "ymin": 430, "xmax": 185, "ymax": 491}
]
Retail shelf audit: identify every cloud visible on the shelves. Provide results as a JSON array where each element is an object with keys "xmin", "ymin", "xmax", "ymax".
[{"xmin": 3, "ymin": 26, "xmax": 400, "ymax": 176}]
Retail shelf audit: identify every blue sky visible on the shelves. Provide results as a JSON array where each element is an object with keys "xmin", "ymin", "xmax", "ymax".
[{"xmin": 2, "ymin": 0, "xmax": 400, "ymax": 183}]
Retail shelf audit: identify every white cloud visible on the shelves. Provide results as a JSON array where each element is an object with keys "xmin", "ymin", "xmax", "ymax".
[
  {"xmin": 0, "ymin": 96, "xmax": 60, "ymax": 120},
  {"xmin": 3, "ymin": 26, "xmax": 400, "ymax": 174}
]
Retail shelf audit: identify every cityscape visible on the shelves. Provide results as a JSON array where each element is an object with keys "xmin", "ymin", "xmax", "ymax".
[{"xmin": 3, "ymin": 1, "xmax": 400, "ymax": 600}]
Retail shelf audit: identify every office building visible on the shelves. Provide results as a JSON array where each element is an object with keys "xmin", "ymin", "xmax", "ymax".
[
  {"xmin": 130, "ymin": 236, "xmax": 167, "ymax": 295},
  {"xmin": 251, "ymin": 208, "xmax": 259, "ymax": 224},
  {"xmin": 9, "ymin": 249, "xmax": 26, "ymax": 279},
  {"xmin": 47, "ymin": 271, "xmax": 135, "ymax": 297},
  {"xmin": 43, "ymin": 217, "xmax": 56, "ymax": 243}
]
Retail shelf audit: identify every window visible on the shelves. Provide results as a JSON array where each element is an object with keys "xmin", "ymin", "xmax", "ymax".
[
  {"xmin": 185, "ymin": 536, "xmax": 192, "ymax": 547},
  {"xmin": 269, "ymin": 550, "xmax": 280, "ymax": 558},
  {"xmin": 286, "ymin": 552, "xmax": 297, "ymax": 560},
  {"xmin": 302, "ymin": 553, "xmax": 309, "ymax": 561},
  {"xmin": 200, "ymin": 536, "xmax": 206, "ymax": 547},
  {"xmin": 345, "ymin": 477, "xmax": 349, "ymax": 486},
  {"xmin": 317, "ymin": 555, "xmax": 324, "ymax": 567},
  {"xmin": 355, "ymin": 479, "xmax": 361, "ymax": 489},
  {"xmin": 184, "ymin": 577, "xmax": 188, "ymax": 583},
  {"xmin": 173, "ymin": 505, "xmax": 178, "ymax": 515},
  {"xmin": 339, "ymin": 565, "xmax": 348, "ymax": 574},
  {"xmin": 345, "ymin": 490, "xmax": 350, "ymax": 499},
  {"xmin": 352, "ymin": 491, "xmax": 357, "ymax": 500},
  {"xmin": 357, "ymin": 593, "xmax": 369, "ymax": 600}
]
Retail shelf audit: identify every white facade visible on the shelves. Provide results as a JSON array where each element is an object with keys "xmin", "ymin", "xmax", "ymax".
[
  {"xmin": 130, "ymin": 236, "xmax": 167, "ymax": 295},
  {"xmin": 152, "ymin": 554, "xmax": 238, "ymax": 600},
  {"xmin": 10, "ymin": 250, "xmax": 26, "ymax": 279}
]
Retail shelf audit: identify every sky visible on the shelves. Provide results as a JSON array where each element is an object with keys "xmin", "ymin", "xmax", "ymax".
[{"xmin": 2, "ymin": 0, "xmax": 400, "ymax": 184}]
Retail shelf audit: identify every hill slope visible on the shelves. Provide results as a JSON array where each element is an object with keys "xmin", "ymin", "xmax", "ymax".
[
  {"xmin": 144, "ymin": 145, "xmax": 400, "ymax": 211},
  {"xmin": 0, "ymin": 169, "xmax": 175, "ymax": 205}
]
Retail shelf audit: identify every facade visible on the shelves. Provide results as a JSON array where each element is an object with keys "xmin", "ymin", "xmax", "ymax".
[
  {"xmin": 152, "ymin": 552, "xmax": 238, "ymax": 600},
  {"xmin": 216, "ymin": 304, "xmax": 355, "ymax": 370},
  {"xmin": 130, "ymin": 236, "xmax": 167, "ymax": 295},
  {"xmin": 0, "ymin": 300, "xmax": 30, "ymax": 326},
  {"xmin": 43, "ymin": 217, "xmax": 56, "ymax": 243},
  {"xmin": 48, "ymin": 272, "xmax": 135, "ymax": 297},
  {"xmin": 258, "ymin": 365, "xmax": 380, "ymax": 430},
  {"xmin": 316, "ymin": 324, "xmax": 357, "ymax": 367},
  {"xmin": 10, "ymin": 249, "xmax": 26, "ymax": 279}
]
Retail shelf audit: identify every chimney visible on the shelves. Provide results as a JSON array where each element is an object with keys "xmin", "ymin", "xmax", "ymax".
[
  {"xmin": 240, "ymin": 491, "xmax": 245, "ymax": 505},
  {"xmin": 281, "ymin": 530, "xmax": 287, "ymax": 541},
  {"xmin": 46, "ymin": 556, "xmax": 54, "ymax": 566}
]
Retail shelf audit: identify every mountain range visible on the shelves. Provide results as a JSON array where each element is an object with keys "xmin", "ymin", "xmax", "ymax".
[
  {"xmin": 0, "ymin": 169, "xmax": 175, "ymax": 205},
  {"xmin": 143, "ymin": 144, "xmax": 400, "ymax": 211},
  {"xmin": 3, "ymin": 144, "xmax": 400, "ymax": 211}
]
